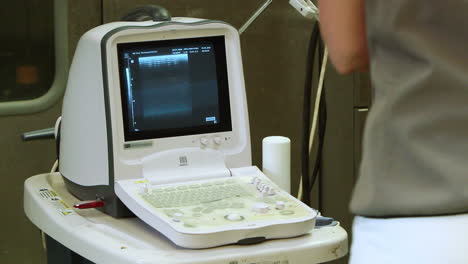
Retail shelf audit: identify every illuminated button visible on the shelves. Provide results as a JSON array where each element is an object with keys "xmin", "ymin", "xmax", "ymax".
[
  {"xmin": 200, "ymin": 137, "xmax": 209, "ymax": 145},
  {"xmin": 214, "ymin": 137, "xmax": 222, "ymax": 145}
]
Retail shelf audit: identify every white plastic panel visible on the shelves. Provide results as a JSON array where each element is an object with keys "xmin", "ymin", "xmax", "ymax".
[
  {"xmin": 24, "ymin": 173, "xmax": 348, "ymax": 263},
  {"xmin": 104, "ymin": 19, "xmax": 251, "ymax": 182}
]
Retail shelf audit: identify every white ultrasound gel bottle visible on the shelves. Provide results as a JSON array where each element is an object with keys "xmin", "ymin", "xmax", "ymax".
[{"xmin": 262, "ymin": 136, "xmax": 291, "ymax": 193}]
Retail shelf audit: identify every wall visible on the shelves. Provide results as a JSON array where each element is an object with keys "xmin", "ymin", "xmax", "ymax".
[{"xmin": 0, "ymin": 1, "xmax": 101, "ymax": 263}]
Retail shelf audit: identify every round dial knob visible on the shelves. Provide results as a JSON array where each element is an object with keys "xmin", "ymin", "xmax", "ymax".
[
  {"xmin": 200, "ymin": 137, "xmax": 209, "ymax": 145},
  {"xmin": 225, "ymin": 213, "xmax": 244, "ymax": 221},
  {"xmin": 252, "ymin": 202, "xmax": 270, "ymax": 213}
]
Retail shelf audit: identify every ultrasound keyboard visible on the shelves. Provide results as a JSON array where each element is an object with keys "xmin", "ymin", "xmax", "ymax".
[
  {"xmin": 115, "ymin": 167, "xmax": 317, "ymax": 248},
  {"xmin": 140, "ymin": 178, "xmax": 250, "ymax": 208}
]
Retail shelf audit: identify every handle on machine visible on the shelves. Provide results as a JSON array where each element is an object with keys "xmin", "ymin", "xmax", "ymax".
[{"xmin": 121, "ymin": 5, "xmax": 172, "ymax": 22}]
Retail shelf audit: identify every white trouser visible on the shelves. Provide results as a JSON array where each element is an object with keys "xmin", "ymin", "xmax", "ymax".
[{"xmin": 349, "ymin": 214, "xmax": 468, "ymax": 264}]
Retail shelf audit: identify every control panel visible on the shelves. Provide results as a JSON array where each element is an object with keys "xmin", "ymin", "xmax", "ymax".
[
  {"xmin": 115, "ymin": 166, "xmax": 317, "ymax": 248},
  {"xmin": 198, "ymin": 134, "xmax": 232, "ymax": 148},
  {"xmin": 118, "ymin": 170, "xmax": 315, "ymax": 234}
]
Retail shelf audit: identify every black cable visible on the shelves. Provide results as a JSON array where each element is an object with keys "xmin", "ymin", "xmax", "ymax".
[
  {"xmin": 301, "ymin": 22, "xmax": 320, "ymax": 205},
  {"xmin": 309, "ymin": 34, "xmax": 327, "ymax": 193}
]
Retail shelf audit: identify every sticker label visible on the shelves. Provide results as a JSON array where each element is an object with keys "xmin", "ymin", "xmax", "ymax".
[
  {"xmin": 59, "ymin": 199, "xmax": 71, "ymax": 209},
  {"xmin": 38, "ymin": 188, "xmax": 74, "ymax": 216},
  {"xmin": 59, "ymin": 209, "xmax": 74, "ymax": 216},
  {"xmin": 38, "ymin": 188, "xmax": 57, "ymax": 199}
]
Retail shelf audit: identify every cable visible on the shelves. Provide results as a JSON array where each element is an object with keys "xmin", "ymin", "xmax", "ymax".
[
  {"xmin": 239, "ymin": 0, "xmax": 273, "ymax": 35},
  {"xmin": 50, "ymin": 160, "xmax": 59, "ymax": 173},
  {"xmin": 299, "ymin": 23, "xmax": 320, "ymax": 204},
  {"xmin": 298, "ymin": 31, "xmax": 329, "ymax": 203},
  {"xmin": 309, "ymin": 48, "xmax": 328, "ymax": 152},
  {"xmin": 308, "ymin": 38, "xmax": 328, "ymax": 193}
]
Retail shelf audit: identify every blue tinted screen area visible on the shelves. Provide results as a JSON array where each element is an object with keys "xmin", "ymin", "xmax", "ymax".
[{"xmin": 117, "ymin": 36, "xmax": 232, "ymax": 141}]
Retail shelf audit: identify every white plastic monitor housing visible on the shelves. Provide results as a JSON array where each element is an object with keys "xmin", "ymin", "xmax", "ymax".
[{"xmin": 60, "ymin": 18, "xmax": 251, "ymax": 200}]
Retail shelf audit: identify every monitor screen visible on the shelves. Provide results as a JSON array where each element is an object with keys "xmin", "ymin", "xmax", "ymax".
[{"xmin": 117, "ymin": 36, "xmax": 232, "ymax": 141}]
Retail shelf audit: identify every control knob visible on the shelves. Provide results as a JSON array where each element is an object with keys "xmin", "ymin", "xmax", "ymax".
[{"xmin": 252, "ymin": 202, "xmax": 269, "ymax": 214}]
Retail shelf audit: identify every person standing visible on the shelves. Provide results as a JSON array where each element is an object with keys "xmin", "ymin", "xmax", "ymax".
[{"xmin": 318, "ymin": 0, "xmax": 468, "ymax": 263}]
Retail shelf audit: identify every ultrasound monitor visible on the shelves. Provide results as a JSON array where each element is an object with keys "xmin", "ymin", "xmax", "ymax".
[
  {"xmin": 60, "ymin": 19, "xmax": 252, "ymax": 212},
  {"xmin": 117, "ymin": 36, "xmax": 232, "ymax": 141}
]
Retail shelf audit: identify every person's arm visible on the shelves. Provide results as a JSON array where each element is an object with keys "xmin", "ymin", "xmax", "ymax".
[{"xmin": 318, "ymin": 0, "xmax": 369, "ymax": 74}]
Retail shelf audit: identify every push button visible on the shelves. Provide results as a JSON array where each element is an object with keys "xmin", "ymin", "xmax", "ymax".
[
  {"xmin": 225, "ymin": 213, "xmax": 244, "ymax": 221},
  {"xmin": 200, "ymin": 137, "xmax": 209, "ymax": 146},
  {"xmin": 275, "ymin": 201, "xmax": 286, "ymax": 210}
]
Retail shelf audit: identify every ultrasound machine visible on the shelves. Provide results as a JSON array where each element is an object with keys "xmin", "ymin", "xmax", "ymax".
[{"xmin": 23, "ymin": 16, "xmax": 347, "ymax": 263}]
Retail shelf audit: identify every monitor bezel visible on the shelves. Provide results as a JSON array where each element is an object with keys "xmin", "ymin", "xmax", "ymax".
[
  {"xmin": 105, "ymin": 24, "xmax": 250, "ymax": 169},
  {"xmin": 117, "ymin": 36, "xmax": 233, "ymax": 142}
]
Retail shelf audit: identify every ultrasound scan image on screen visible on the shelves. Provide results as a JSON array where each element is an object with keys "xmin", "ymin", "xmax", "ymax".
[{"xmin": 117, "ymin": 36, "xmax": 232, "ymax": 141}]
